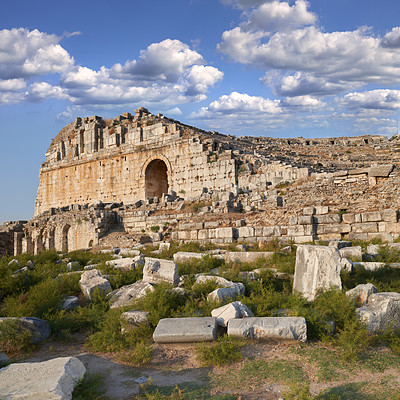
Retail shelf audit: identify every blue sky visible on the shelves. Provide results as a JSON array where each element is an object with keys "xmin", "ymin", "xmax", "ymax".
[{"xmin": 2, "ymin": 0, "xmax": 400, "ymax": 222}]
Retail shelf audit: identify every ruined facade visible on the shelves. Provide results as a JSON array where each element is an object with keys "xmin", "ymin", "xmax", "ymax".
[{"xmin": 6, "ymin": 107, "xmax": 400, "ymax": 256}]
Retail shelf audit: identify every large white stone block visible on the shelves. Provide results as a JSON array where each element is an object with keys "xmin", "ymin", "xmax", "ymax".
[
  {"xmin": 143, "ymin": 257, "xmax": 180, "ymax": 286},
  {"xmin": 0, "ymin": 356, "xmax": 86, "ymax": 400},
  {"xmin": 293, "ymin": 245, "xmax": 344, "ymax": 301}
]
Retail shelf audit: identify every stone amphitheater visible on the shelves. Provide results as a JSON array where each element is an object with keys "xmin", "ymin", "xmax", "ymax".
[{"xmin": 2, "ymin": 106, "xmax": 400, "ymax": 256}]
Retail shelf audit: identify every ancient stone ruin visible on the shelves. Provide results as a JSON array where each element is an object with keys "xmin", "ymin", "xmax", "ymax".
[{"xmin": 3, "ymin": 106, "xmax": 400, "ymax": 256}]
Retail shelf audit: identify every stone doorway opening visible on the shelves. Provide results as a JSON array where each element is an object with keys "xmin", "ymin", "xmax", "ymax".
[
  {"xmin": 145, "ymin": 159, "xmax": 169, "ymax": 198},
  {"xmin": 62, "ymin": 224, "xmax": 71, "ymax": 252}
]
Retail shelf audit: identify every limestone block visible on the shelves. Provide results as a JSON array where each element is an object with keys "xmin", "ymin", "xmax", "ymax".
[
  {"xmin": 384, "ymin": 222, "xmax": 400, "ymax": 234},
  {"xmin": 361, "ymin": 211, "xmax": 382, "ymax": 223},
  {"xmin": 367, "ymin": 244, "xmax": 379, "ymax": 256},
  {"xmin": 382, "ymin": 209, "xmax": 398, "ymax": 223},
  {"xmin": 173, "ymin": 252, "xmax": 206, "ymax": 263},
  {"xmin": 352, "ymin": 262, "xmax": 385, "ymax": 271},
  {"xmin": 315, "ymin": 206, "xmax": 329, "ymax": 215},
  {"xmin": 119, "ymin": 248, "xmax": 141, "ymax": 257},
  {"xmin": 211, "ymin": 301, "xmax": 254, "ymax": 327},
  {"xmin": 357, "ymin": 292, "xmax": 400, "ymax": 332},
  {"xmin": 222, "ymin": 251, "xmax": 273, "ymax": 263},
  {"xmin": 207, "ymin": 286, "xmax": 243, "ymax": 302},
  {"xmin": 298, "ymin": 216, "xmax": 314, "ymax": 225},
  {"xmin": 153, "ymin": 317, "xmax": 217, "ymax": 343},
  {"xmin": 318, "ymin": 224, "xmax": 351, "ymax": 235},
  {"xmin": 303, "ymin": 207, "xmax": 315, "ymax": 216},
  {"xmin": 0, "ymin": 317, "xmax": 50, "ymax": 344},
  {"xmin": 339, "ymin": 246, "xmax": 362, "ymax": 260},
  {"xmin": 342, "ymin": 213, "xmax": 355, "ymax": 224},
  {"xmin": 228, "ymin": 317, "xmax": 307, "ymax": 342},
  {"xmin": 216, "ymin": 227, "xmax": 234, "ymax": 240},
  {"xmin": 177, "ymin": 231, "xmax": 191, "ymax": 240},
  {"xmin": 287, "ymin": 225, "xmax": 305, "ymax": 236},
  {"xmin": 204, "ymin": 221, "xmax": 220, "ymax": 229},
  {"xmin": 347, "ymin": 233, "xmax": 369, "ymax": 241},
  {"xmin": 108, "ymin": 281, "xmax": 154, "ymax": 308},
  {"xmin": 143, "ymin": 257, "xmax": 180, "ymax": 286},
  {"xmin": 194, "ymin": 275, "xmax": 245, "ymax": 293},
  {"xmin": 346, "ymin": 283, "xmax": 378, "ymax": 306},
  {"xmin": 121, "ymin": 310, "xmax": 150, "ymax": 325},
  {"xmin": 263, "ymin": 226, "xmax": 281, "ymax": 237},
  {"xmin": 66, "ymin": 261, "xmax": 79, "ymax": 271},
  {"xmin": 294, "ymin": 235, "xmax": 314, "ymax": 244},
  {"xmin": 106, "ymin": 256, "xmax": 144, "ymax": 270},
  {"xmin": 313, "ymin": 214, "xmax": 342, "ymax": 224},
  {"xmin": 0, "ymin": 356, "xmax": 86, "ymax": 400},
  {"xmin": 352, "ymin": 223, "xmax": 378, "ymax": 233},
  {"xmin": 79, "ymin": 269, "xmax": 111, "ymax": 299},
  {"xmin": 237, "ymin": 226, "xmax": 255, "ymax": 238},
  {"xmin": 293, "ymin": 245, "xmax": 344, "ymax": 301},
  {"xmin": 198, "ymin": 229, "xmax": 209, "ymax": 240},
  {"xmin": 368, "ymin": 164, "xmax": 394, "ymax": 177}
]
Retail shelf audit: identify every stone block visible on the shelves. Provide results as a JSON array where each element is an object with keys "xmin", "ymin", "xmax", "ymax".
[
  {"xmin": 352, "ymin": 222, "xmax": 378, "ymax": 233},
  {"xmin": 287, "ymin": 225, "xmax": 305, "ymax": 236},
  {"xmin": 385, "ymin": 222, "xmax": 400, "ymax": 234},
  {"xmin": 342, "ymin": 213, "xmax": 355, "ymax": 224},
  {"xmin": 121, "ymin": 310, "xmax": 150, "ymax": 325},
  {"xmin": 204, "ymin": 221, "xmax": 220, "ymax": 229},
  {"xmin": 346, "ymin": 283, "xmax": 378, "ymax": 306},
  {"xmin": 263, "ymin": 226, "xmax": 281, "ymax": 237},
  {"xmin": 368, "ymin": 164, "xmax": 394, "ymax": 177},
  {"xmin": 0, "ymin": 357, "xmax": 86, "ymax": 400},
  {"xmin": 313, "ymin": 214, "xmax": 342, "ymax": 224},
  {"xmin": 173, "ymin": 252, "xmax": 206, "ymax": 263},
  {"xmin": 357, "ymin": 292, "xmax": 400, "ymax": 332},
  {"xmin": 293, "ymin": 245, "xmax": 344, "ymax": 301},
  {"xmin": 108, "ymin": 281, "xmax": 154, "ymax": 308},
  {"xmin": 208, "ymin": 286, "xmax": 243, "ymax": 302},
  {"xmin": 216, "ymin": 227, "xmax": 234, "ymax": 240},
  {"xmin": 153, "ymin": 317, "xmax": 217, "ymax": 343},
  {"xmin": 79, "ymin": 269, "xmax": 111, "ymax": 299},
  {"xmin": 222, "ymin": 251, "xmax": 273, "ymax": 263},
  {"xmin": 382, "ymin": 209, "xmax": 398, "ymax": 223},
  {"xmin": 106, "ymin": 256, "xmax": 144, "ymax": 270},
  {"xmin": 315, "ymin": 206, "xmax": 330, "ymax": 215},
  {"xmin": 294, "ymin": 235, "xmax": 314, "ymax": 243},
  {"xmin": 298, "ymin": 216, "xmax": 314, "ymax": 225},
  {"xmin": 347, "ymin": 233, "xmax": 369, "ymax": 241},
  {"xmin": 228, "ymin": 317, "xmax": 307, "ymax": 342},
  {"xmin": 211, "ymin": 301, "xmax": 254, "ymax": 327},
  {"xmin": 61, "ymin": 296, "xmax": 79, "ymax": 311},
  {"xmin": 339, "ymin": 246, "xmax": 362, "ymax": 260},
  {"xmin": 352, "ymin": 262, "xmax": 385, "ymax": 271},
  {"xmin": 303, "ymin": 207, "xmax": 315, "ymax": 216},
  {"xmin": 237, "ymin": 226, "xmax": 255, "ymax": 238},
  {"xmin": 143, "ymin": 257, "xmax": 180, "ymax": 286},
  {"xmin": 361, "ymin": 211, "xmax": 382, "ymax": 222},
  {"xmin": 198, "ymin": 229, "xmax": 209, "ymax": 240},
  {"xmin": 329, "ymin": 241, "xmax": 352, "ymax": 249}
]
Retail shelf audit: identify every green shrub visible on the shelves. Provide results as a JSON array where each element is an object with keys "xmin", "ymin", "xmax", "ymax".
[
  {"xmin": 72, "ymin": 373, "xmax": 106, "ymax": 400},
  {"xmin": 196, "ymin": 335, "xmax": 243, "ymax": 366},
  {"xmin": 119, "ymin": 340, "xmax": 152, "ymax": 366},
  {"xmin": 177, "ymin": 255, "xmax": 224, "ymax": 276},
  {"xmin": 0, "ymin": 319, "xmax": 35, "ymax": 357}
]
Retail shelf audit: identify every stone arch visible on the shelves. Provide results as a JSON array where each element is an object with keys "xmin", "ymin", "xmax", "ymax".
[
  {"xmin": 62, "ymin": 224, "xmax": 71, "ymax": 252},
  {"xmin": 141, "ymin": 155, "xmax": 172, "ymax": 198}
]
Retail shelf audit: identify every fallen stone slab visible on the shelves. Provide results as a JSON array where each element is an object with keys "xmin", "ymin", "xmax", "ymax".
[
  {"xmin": 221, "ymin": 251, "xmax": 273, "ymax": 263},
  {"xmin": 352, "ymin": 262, "xmax": 385, "ymax": 271},
  {"xmin": 79, "ymin": 269, "xmax": 111, "ymax": 299},
  {"xmin": 357, "ymin": 292, "xmax": 400, "ymax": 332},
  {"xmin": 106, "ymin": 256, "xmax": 144, "ymax": 270},
  {"xmin": 208, "ymin": 286, "xmax": 243, "ymax": 302},
  {"xmin": 173, "ymin": 252, "xmax": 206, "ymax": 263},
  {"xmin": 329, "ymin": 241, "xmax": 352, "ymax": 249},
  {"xmin": 0, "ymin": 356, "xmax": 85, "ymax": 400},
  {"xmin": 368, "ymin": 164, "xmax": 394, "ymax": 177},
  {"xmin": 108, "ymin": 280, "xmax": 154, "ymax": 308},
  {"xmin": 0, "ymin": 317, "xmax": 51, "ymax": 344},
  {"xmin": 143, "ymin": 257, "xmax": 180, "ymax": 286},
  {"xmin": 293, "ymin": 245, "xmax": 345, "ymax": 301},
  {"xmin": 211, "ymin": 301, "xmax": 254, "ymax": 327},
  {"xmin": 346, "ymin": 283, "xmax": 378, "ymax": 306},
  {"xmin": 153, "ymin": 317, "xmax": 217, "ymax": 343},
  {"xmin": 228, "ymin": 317, "xmax": 307, "ymax": 342},
  {"xmin": 118, "ymin": 248, "xmax": 141, "ymax": 257}
]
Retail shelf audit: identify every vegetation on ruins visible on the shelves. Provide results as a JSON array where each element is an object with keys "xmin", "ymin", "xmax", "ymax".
[{"xmin": 2, "ymin": 241, "xmax": 400, "ymax": 398}]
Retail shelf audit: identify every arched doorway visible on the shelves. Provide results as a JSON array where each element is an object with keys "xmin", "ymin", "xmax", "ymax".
[
  {"xmin": 62, "ymin": 224, "xmax": 71, "ymax": 252},
  {"xmin": 145, "ymin": 159, "xmax": 169, "ymax": 198}
]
